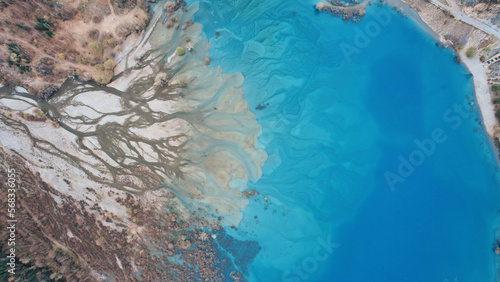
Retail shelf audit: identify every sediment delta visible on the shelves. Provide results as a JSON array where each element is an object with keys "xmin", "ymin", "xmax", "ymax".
[{"xmin": 0, "ymin": 1, "xmax": 265, "ymax": 280}]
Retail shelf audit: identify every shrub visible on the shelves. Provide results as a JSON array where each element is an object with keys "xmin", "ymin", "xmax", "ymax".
[
  {"xmin": 175, "ymin": 47, "xmax": 185, "ymax": 56},
  {"xmin": 88, "ymin": 42, "xmax": 103, "ymax": 57},
  {"xmin": 45, "ymin": 31, "xmax": 54, "ymax": 37},
  {"xmin": 33, "ymin": 109, "xmax": 44, "ymax": 117},
  {"xmin": 496, "ymin": 109, "xmax": 500, "ymax": 120},
  {"xmin": 103, "ymin": 59, "xmax": 116, "ymax": 70},
  {"xmin": 465, "ymin": 48, "xmax": 475, "ymax": 58},
  {"xmin": 18, "ymin": 65, "xmax": 30, "ymax": 73},
  {"xmin": 36, "ymin": 18, "xmax": 50, "ymax": 25},
  {"xmin": 493, "ymin": 97, "xmax": 500, "ymax": 104},
  {"xmin": 94, "ymin": 64, "xmax": 104, "ymax": 71},
  {"xmin": 87, "ymin": 29, "xmax": 100, "ymax": 41},
  {"xmin": 93, "ymin": 72, "xmax": 112, "ymax": 85},
  {"xmin": 35, "ymin": 18, "xmax": 51, "ymax": 31},
  {"xmin": 77, "ymin": 0, "xmax": 89, "ymax": 12},
  {"xmin": 483, "ymin": 45, "xmax": 492, "ymax": 52},
  {"xmin": 134, "ymin": 9, "xmax": 149, "ymax": 28},
  {"xmin": 9, "ymin": 53, "xmax": 19, "ymax": 63},
  {"xmin": 102, "ymin": 38, "xmax": 115, "ymax": 48},
  {"xmin": 35, "ymin": 23, "xmax": 49, "ymax": 31},
  {"xmin": 77, "ymin": 56, "xmax": 90, "ymax": 65},
  {"xmin": 7, "ymin": 43, "xmax": 20, "ymax": 53},
  {"xmin": 492, "ymin": 85, "xmax": 500, "ymax": 92}
]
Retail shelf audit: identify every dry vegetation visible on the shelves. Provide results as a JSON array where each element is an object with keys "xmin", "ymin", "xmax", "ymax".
[
  {"xmin": 0, "ymin": 0, "xmax": 150, "ymax": 99},
  {"xmin": 0, "ymin": 147, "xmax": 250, "ymax": 281}
]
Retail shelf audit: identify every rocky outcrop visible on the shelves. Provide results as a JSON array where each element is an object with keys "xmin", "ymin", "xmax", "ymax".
[
  {"xmin": 315, "ymin": 0, "xmax": 367, "ymax": 22},
  {"xmin": 396, "ymin": 0, "xmax": 500, "ymax": 143}
]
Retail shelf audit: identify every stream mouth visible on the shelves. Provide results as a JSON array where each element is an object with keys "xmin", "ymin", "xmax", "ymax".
[{"xmin": 0, "ymin": 3, "xmax": 266, "ymax": 225}]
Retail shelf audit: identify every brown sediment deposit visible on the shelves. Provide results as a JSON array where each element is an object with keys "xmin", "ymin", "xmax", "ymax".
[
  {"xmin": 0, "ymin": 146, "xmax": 252, "ymax": 281},
  {"xmin": 243, "ymin": 189, "xmax": 259, "ymax": 198}
]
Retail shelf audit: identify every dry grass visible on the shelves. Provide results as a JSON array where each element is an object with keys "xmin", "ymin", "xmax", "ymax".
[{"xmin": 0, "ymin": 0, "xmax": 149, "ymax": 96}]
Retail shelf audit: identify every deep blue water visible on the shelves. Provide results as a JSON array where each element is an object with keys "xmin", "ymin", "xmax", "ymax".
[{"xmin": 190, "ymin": 0, "xmax": 500, "ymax": 281}]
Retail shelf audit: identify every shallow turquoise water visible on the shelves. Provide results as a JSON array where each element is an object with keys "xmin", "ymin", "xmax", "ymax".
[{"xmin": 190, "ymin": 0, "xmax": 500, "ymax": 280}]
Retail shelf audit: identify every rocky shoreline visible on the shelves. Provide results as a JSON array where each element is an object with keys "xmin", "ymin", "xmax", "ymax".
[
  {"xmin": 314, "ymin": 0, "xmax": 368, "ymax": 22},
  {"xmin": 317, "ymin": 0, "xmax": 500, "ymax": 153},
  {"xmin": 387, "ymin": 0, "xmax": 500, "ymax": 278},
  {"xmin": 391, "ymin": 0, "xmax": 500, "ymax": 144}
]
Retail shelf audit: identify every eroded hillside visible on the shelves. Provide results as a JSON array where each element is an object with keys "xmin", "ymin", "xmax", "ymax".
[{"xmin": 0, "ymin": 0, "xmax": 150, "ymax": 98}]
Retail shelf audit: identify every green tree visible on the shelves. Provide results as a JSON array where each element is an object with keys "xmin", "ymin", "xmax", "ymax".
[
  {"xmin": 465, "ymin": 48, "xmax": 475, "ymax": 58},
  {"xmin": 175, "ymin": 47, "xmax": 185, "ymax": 56},
  {"xmin": 103, "ymin": 59, "xmax": 116, "ymax": 70}
]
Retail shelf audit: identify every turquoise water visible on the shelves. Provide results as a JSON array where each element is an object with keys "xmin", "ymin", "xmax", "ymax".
[{"xmin": 190, "ymin": 0, "xmax": 500, "ymax": 280}]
